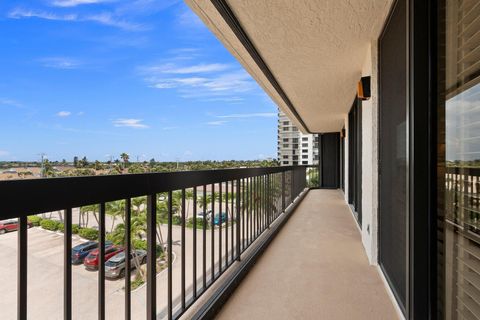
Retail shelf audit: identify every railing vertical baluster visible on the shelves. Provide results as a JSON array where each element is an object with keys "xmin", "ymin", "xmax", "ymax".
[
  {"xmin": 242, "ymin": 178, "xmax": 245, "ymax": 251},
  {"xmin": 99, "ymin": 202, "xmax": 106, "ymax": 320},
  {"xmin": 282, "ymin": 172, "xmax": 286, "ymax": 212},
  {"xmin": 225, "ymin": 181, "xmax": 229, "ymax": 266},
  {"xmin": 231, "ymin": 181, "xmax": 234, "ymax": 263},
  {"xmin": 250, "ymin": 177, "xmax": 253, "ymax": 243},
  {"xmin": 211, "ymin": 183, "xmax": 215, "ymax": 281},
  {"xmin": 193, "ymin": 187, "xmax": 197, "ymax": 299},
  {"xmin": 168, "ymin": 191, "xmax": 173, "ymax": 320},
  {"xmin": 248, "ymin": 177, "xmax": 251, "ymax": 245},
  {"xmin": 267, "ymin": 174, "xmax": 271, "ymax": 227},
  {"xmin": 255, "ymin": 176, "xmax": 258, "ymax": 238},
  {"xmin": 64, "ymin": 208, "xmax": 72, "ymax": 320},
  {"xmin": 236, "ymin": 179, "xmax": 241, "ymax": 261},
  {"xmin": 261, "ymin": 176, "xmax": 265, "ymax": 232},
  {"xmin": 219, "ymin": 182, "xmax": 223, "ymax": 273},
  {"xmin": 146, "ymin": 194, "xmax": 157, "ymax": 320},
  {"xmin": 125, "ymin": 199, "xmax": 131, "ymax": 320},
  {"xmin": 181, "ymin": 189, "xmax": 186, "ymax": 311},
  {"xmin": 203, "ymin": 185, "xmax": 207, "ymax": 290},
  {"xmin": 18, "ymin": 216, "xmax": 27, "ymax": 320},
  {"xmin": 246, "ymin": 178, "xmax": 249, "ymax": 245}
]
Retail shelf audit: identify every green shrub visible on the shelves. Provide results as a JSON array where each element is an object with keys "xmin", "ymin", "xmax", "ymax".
[
  {"xmin": 72, "ymin": 224, "xmax": 80, "ymax": 234},
  {"xmin": 28, "ymin": 215, "xmax": 43, "ymax": 226},
  {"xmin": 79, "ymin": 227, "xmax": 98, "ymax": 240},
  {"xmin": 40, "ymin": 219, "xmax": 60, "ymax": 231},
  {"xmin": 57, "ymin": 222, "xmax": 65, "ymax": 232}
]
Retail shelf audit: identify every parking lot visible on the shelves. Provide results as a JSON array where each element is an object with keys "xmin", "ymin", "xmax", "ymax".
[{"xmin": 0, "ymin": 221, "xmax": 235, "ymax": 319}]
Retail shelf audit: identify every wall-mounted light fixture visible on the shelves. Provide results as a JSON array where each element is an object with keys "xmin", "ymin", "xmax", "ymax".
[{"xmin": 357, "ymin": 76, "xmax": 371, "ymax": 100}]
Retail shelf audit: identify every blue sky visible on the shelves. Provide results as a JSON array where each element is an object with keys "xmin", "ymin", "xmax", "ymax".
[{"xmin": 0, "ymin": 0, "xmax": 278, "ymax": 162}]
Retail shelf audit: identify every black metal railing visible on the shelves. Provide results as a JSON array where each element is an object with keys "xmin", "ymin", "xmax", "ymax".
[
  {"xmin": 305, "ymin": 165, "xmax": 320, "ymax": 189},
  {"xmin": 445, "ymin": 166, "xmax": 480, "ymax": 233},
  {"xmin": 0, "ymin": 165, "xmax": 308, "ymax": 320}
]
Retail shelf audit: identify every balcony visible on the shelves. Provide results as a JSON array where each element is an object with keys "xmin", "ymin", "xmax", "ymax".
[
  {"xmin": 215, "ymin": 189, "xmax": 397, "ymax": 319},
  {"xmin": 0, "ymin": 165, "xmax": 327, "ymax": 320}
]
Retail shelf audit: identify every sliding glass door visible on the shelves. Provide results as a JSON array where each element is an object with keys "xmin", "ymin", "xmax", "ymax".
[{"xmin": 440, "ymin": 0, "xmax": 480, "ymax": 318}]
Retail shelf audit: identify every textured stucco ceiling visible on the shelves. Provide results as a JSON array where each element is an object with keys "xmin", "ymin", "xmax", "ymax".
[{"xmin": 186, "ymin": 0, "xmax": 393, "ymax": 133}]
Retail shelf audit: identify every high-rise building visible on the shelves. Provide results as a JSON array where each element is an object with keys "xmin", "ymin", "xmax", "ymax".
[{"xmin": 277, "ymin": 110, "xmax": 318, "ymax": 166}]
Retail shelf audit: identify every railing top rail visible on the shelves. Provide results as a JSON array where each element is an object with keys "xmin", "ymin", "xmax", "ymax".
[
  {"xmin": 445, "ymin": 166, "xmax": 480, "ymax": 176},
  {"xmin": 0, "ymin": 165, "xmax": 307, "ymax": 220}
]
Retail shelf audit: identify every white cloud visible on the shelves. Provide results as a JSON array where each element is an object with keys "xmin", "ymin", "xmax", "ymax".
[
  {"xmin": 206, "ymin": 120, "xmax": 227, "ymax": 126},
  {"xmin": 56, "ymin": 111, "xmax": 72, "ymax": 117},
  {"xmin": 177, "ymin": 7, "xmax": 203, "ymax": 28},
  {"xmin": 8, "ymin": 8, "xmax": 78, "ymax": 21},
  {"xmin": 113, "ymin": 118, "xmax": 149, "ymax": 128},
  {"xmin": 50, "ymin": 0, "xmax": 111, "ymax": 7},
  {"xmin": 0, "ymin": 98, "xmax": 22, "ymax": 107},
  {"xmin": 8, "ymin": 8, "xmax": 144, "ymax": 31},
  {"xmin": 144, "ymin": 69, "xmax": 254, "ymax": 98},
  {"xmin": 87, "ymin": 13, "xmax": 144, "ymax": 31},
  {"xmin": 217, "ymin": 113, "xmax": 277, "ymax": 119},
  {"xmin": 40, "ymin": 57, "xmax": 80, "ymax": 69},
  {"xmin": 145, "ymin": 63, "xmax": 230, "ymax": 74}
]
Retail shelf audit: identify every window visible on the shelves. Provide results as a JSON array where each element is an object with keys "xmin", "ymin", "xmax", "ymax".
[
  {"xmin": 302, "ymin": 155, "xmax": 308, "ymax": 159},
  {"xmin": 302, "ymin": 149, "xmax": 308, "ymax": 153},
  {"xmin": 283, "ymin": 121, "xmax": 289, "ymax": 125},
  {"xmin": 292, "ymin": 138, "xmax": 299, "ymax": 143},
  {"xmin": 302, "ymin": 137, "xmax": 308, "ymax": 141},
  {"xmin": 292, "ymin": 144, "xmax": 298, "ymax": 149},
  {"xmin": 440, "ymin": 1, "xmax": 480, "ymax": 319},
  {"xmin": 282, "ymin": 155, "xmax": 288, "ymax": 159},
  {"xmin": 283, "ymin": 138, "xmax": 289, "ymax": 142},
  {"xmin": 283, "ymin": 144, "xmax": 289, "ymax": 148},
  {"xmin": 302, "ymin": 161, "xmax": 308, "ymax": 165},
  {"xmin": 292, "ymin": 155, "xmax": 298, "ymax": 160},
  {"xmin": 292, "ymin": 128, "xmax": 298, "ymax": 132},
  {"xmin": 283, "ymin": 127, "xmax": 289, "ymax": 131},
  {"xmin": 282, "ymin": 161, "xmax": 289, "ymax": 165},
  {"xmin": 314, "ymin": 155, "xmax": 318, "ymax": 160},
  {"xmin": 302, "ymin": 143, "xmax": 308, "ymax": 147},
  {"xmin": 293, "ymin": 161, "xmax": 298, "ymax": 165}
]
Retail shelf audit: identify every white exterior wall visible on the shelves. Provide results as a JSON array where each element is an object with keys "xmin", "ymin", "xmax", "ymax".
[
  {"xmin": 360, "ymin": 43, "xmax": 379, "ymax": 265},
  {"xmin": 342, "ymin": 42, "xmax": 379, "ymax": 265}
]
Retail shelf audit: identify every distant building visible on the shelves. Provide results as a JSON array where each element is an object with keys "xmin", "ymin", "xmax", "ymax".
[{"xmin": 277, "ymin": 110, "xmax": 319, "ymax": 166}]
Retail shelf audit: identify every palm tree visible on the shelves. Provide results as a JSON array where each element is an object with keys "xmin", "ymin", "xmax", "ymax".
[
  {"xmin": 120, "ymin": 153, "xmax": 129, "ymax": 170},
  {"xmin": 106, "ymin": 200, "xmax": 125, "ymax": 233},
  {"xmin": 80, "ymin": 204, "xmax": 99, "ymax": 228}
]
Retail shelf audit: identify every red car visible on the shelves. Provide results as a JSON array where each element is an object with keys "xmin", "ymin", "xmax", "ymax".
[
  {"xmin": 83, "ymin": 246, "xmax": 123, "ymax": 270},
  {"xmin": 0, "ymin": 220, "xmax": 33, "ymax": 234}
]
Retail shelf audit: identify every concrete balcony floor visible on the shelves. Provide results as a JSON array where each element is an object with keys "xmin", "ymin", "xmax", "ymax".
[{"xmin": 216, "ymin": 189, "xmax": 398, "ymax": 320}]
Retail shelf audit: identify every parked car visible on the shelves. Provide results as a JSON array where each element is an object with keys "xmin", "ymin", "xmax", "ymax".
[
  {"xmin": 83, "ymin": 245, "xmax": 122, "ymax": 270},
  {"xmin": 0, "ymin": 219, "xmax": 32, "ymax": 234},
  {"xmin": 71, "ymin": 241, "xmax": 112, "ymax": 265},
  {"xmin": 213, "ymin": 212, "xmax": 227, "ymax": 226},
  {"xmin": 196, "ymin": 210, "xmax": 212, "ymax": 220},
  {"xmin": 105, "ymin": 249, "xmax": 147, "ymax": 279}
]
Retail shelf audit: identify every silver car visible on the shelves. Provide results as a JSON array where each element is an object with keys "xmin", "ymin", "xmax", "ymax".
[{"xmin": 105, "ymin": 249, "xmax": 147, "ymax": 279}]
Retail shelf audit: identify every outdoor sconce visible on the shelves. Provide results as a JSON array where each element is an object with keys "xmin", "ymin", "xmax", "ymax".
[{"xmin": 357, "ymin": 76, "xmax": 371, "ymax": 100}]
